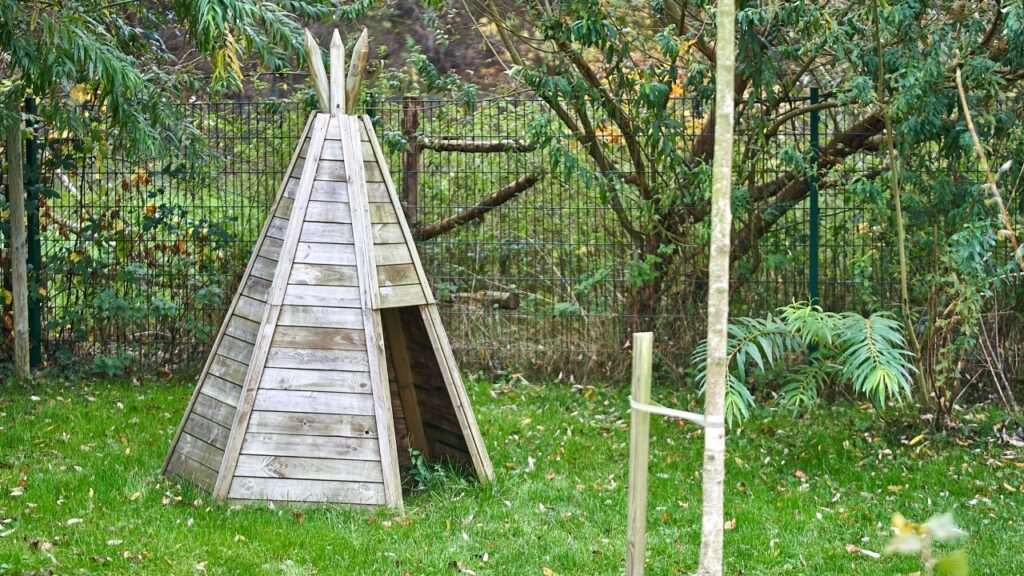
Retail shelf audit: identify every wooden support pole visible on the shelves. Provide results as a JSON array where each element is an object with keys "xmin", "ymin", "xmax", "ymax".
[
  {"xmin": 329, "ymin": 29, "xmax": 346, "ymax": 117},
  {"xmin": 346, "ymin": 28, "xmax": 370, "ymax": 113},
  {"xmin": 381, "ymin": 308, "xmax": 431, "ymax": 459},
  {"xmin": 304, "ymin": 29, "xmax": 330, "ymax": 113},
  {"xmin": 5, "ymin": 102, "xmax": 29, "ymax": 379},
  {"xmin": 401, "ymin": 96, "xmax": 420, "ymax": 223},
  {"xmin": 626, "ymin": 332, "xmax": 654, "ymax": 576}
]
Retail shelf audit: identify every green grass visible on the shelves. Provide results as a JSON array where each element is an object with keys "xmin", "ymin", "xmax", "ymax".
[{"xmin": 1, "ymin": 376, "xmax": 1021, "ymax": 575}]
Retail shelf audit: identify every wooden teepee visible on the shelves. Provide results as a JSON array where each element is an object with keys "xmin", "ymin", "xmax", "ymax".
[{"xmin": 162, "ymin": 29, "xmax": 493, "ymax": 507}]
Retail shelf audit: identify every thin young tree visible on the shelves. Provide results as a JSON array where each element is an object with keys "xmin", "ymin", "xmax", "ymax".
[{"xmin": 699, "ymin": 0, "xmax": 735, "ymax": 574}]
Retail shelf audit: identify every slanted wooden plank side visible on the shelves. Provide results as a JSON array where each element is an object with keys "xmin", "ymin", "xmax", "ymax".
[
  {"xmin": 360, "ymin": 115, "xmax": 436, "ymax": 304},
  {"xmin": 382, "ymin": 309, "xmax": 430, "ymax": 458},
  {"xmin": 163, "ymin": 112, "xmax": 316, "ymax": 481},
  {"xmin": 213, "ymin": 114, "xmax": 332, "ymax": 499}
]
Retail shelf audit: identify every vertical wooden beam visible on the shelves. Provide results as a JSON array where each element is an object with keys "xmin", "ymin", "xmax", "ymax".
[
  {"xmin": 401, "ymin": 96, "xmax": 420, "ymax": 223},
  {"xmin": 626, "ymin": 332, "xmax": 654, "ymax": 576},
  {"xmin": 5, "ymin": 100, "xmax": 29, "ymax": 379},
  {"xmin": 381, "ymin": 308, "xmax": 430, "ymax": 459},
  {"xmin": 329, "ymin": 29, "xmax": 346, "ymax": 117},
  {"xmin": 346, "ymin": 28, "xmax": 370, "ymax": 113},
  {"xmin": 340, "ymin": 116, "xmax": 403, "ymax": 508},
  {"xmin": 304, "ymin": 29, "xmax": 330, "ymax": 113}
]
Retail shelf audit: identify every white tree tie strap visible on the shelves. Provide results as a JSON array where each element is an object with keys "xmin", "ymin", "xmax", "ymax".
[{"xmin": 629, "ymin": 396, "xmax": 725, "ymax": 428}]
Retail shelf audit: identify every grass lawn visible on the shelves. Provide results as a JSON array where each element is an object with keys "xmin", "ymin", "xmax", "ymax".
[{"xmin": 1, "ymin": 375, "xmax": 1022, "ymax": 575}]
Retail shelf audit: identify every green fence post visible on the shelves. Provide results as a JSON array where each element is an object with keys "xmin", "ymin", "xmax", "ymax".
[
  {"xmin": 24, "ymin": 96, "xmax": 42, "ymax": 367},
  {"xmin": 808, "ymin": 87, "xmax": 820, "ymax": 308}
]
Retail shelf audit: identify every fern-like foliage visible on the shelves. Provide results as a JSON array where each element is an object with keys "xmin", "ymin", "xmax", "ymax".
[{"xmin": 691, "ymin": 302, "xmax": 916, "ymax": 426}]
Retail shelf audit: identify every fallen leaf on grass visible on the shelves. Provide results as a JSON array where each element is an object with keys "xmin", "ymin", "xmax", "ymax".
[
  {"xmin": 794, "ymin": 470, "xmax": 808, "ymax": 481},
  {"xmin": 845, "ymin": 544, "xmax": 880, "ymax": 559},
  {"xmin": 541, "ymin": 567, "xmax": 559, "ymax": 576},
  {"xmin": 129, "ymin": 492, "xmax": 141, "ymax": 501},
  {"xmin": 449, "ymin": 560, "xmax": 476, "ymax": 574},
  {"xmin": 909, "ymin": 434, "xmax": 926, "ymax": 446},
  {"xmin": 66, "ymin": 518, "xmax": 83, "ymax": 526},
  {"xmin": 724, "ymin": 518, "xmax": 737, "ymax": 530},
  {"xmin": 292, "ymin": 512, "xmax": 305, "ymax": 522}
]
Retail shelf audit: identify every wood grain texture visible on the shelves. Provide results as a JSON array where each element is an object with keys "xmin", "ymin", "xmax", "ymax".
[
  {"xmin": 294, "ymin": 242, "xmax": 357, "ymax": 266},
  {"xmin": 378, "ymin": 284, "xmax": 428, "ymax": 308},
  {"xmin": 192, "ymin": 394, "xmax": 237, "ymax": 428},
  {"xmin": 306, "ymin": 201, "xmax": 352, "ymax": 223},
  {"xmin": 278, "ymin": 306, "xmax": 363, "ymax": 329},
  {"xmin": 289, "ymin": 264, "xmax": 358, "ymax": 287},
  {"xmin": 304, "ymin": 29, "xmax": 330, "ymax": 112},
  {"xmin": 329, "ymin": 29, "xmax": 346, "ymax": 116},
  {"xmin": 260, "ymin": 367, "xmax": 372, "ymax": 393},
  {"xmin": 247, "ymin": 412, "xmax": 377, "ymax": 437},
  {"xmin": 201, "ymin": 373, "xmax": 243, "ymax": 406},
  {"xmin": 271, "ymin": 326, "xmax": 366, "ymax": 350},
  {"xmin": 235, "ymin": 455, "xmax": 383, "ymax": 482},
  {"xmin": 283, "ymin": 284, "xmax": 361, "ymax": 307},
  {"xmin": 251, "ymin": 389, "xmax": 374, "ymax": 415},
  {"xmin": 167, "ymin": 452, "xmax": 218, "ymax": 489},
  {"xmin": 229, "ymin": 477, "xmax": 384, "ymax": 504},
  {"xmin": 240, "ymin": 433, "xmax": 380, "ymax": 460},
  {"xmin": 300, "ymin": 221, "xmax": 355, "ymax": 244},
  {"xmin": 184, "ymin": 413, "xmax": 231, "ymax": 448},
  {"xmin": 265, "ymin": 347, "xmax": 370, "ymax": 372},
  {"xmin": 311, "ymin": 181, "xmax": 349, "ymax": 203}
]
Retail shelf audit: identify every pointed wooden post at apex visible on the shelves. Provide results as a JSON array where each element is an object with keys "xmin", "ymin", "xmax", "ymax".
[
  {"xmin": 329, "ymin": 29, "xmax": 346, "ymax": 116},
  {"xmin": 346, "ymin": 28, "xmax": 370, "ymax": 113},
  {"xmin": 304, "ymin": 29, "xmax": 330, "ymax": 113}
]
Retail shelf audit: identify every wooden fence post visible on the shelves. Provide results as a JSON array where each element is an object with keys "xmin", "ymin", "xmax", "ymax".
[
  {"xmin": 626, "ymin": 331, "xmax": 654, "ymax": 576},
  {"xmin": 5, "ymin": 100, "xmax": 29, "ymax": 379},
  {"xmin": 401, "ymin": 95, "xmax": 420, "ymax": 223}
]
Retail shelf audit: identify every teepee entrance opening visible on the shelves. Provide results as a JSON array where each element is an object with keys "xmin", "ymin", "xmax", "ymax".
[{"xmin": 161, "ymin": 28, "xmax": 492, "ymax": 508}]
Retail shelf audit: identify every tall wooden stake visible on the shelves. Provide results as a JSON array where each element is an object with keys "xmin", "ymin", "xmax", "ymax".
[
  {"xmin": 699, "ymin": 0, "xmax": 735, "ymax": 574},
  {"xmin": 5, "ymin": 100, "xmax": 29, "ymax": 379},
  {"xmin": 626, "ymin": 332, "xmax": 654, "ymax": 576}
]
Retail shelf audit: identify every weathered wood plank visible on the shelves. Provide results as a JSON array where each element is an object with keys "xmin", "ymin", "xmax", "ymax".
[
  {"xmin": 284, "ymin": 176, "xmax": 302, "ymax": 198},
  {"xmin": 253, "ymin": 383, "xmax": 374, "ymax": 414},
  {"xmin": 234, "ymin": 296, "xmax": 268, "ymax": 323},
  {"xmin": 288, "ymin": 263, "xmax": 358, "ymax": 287},
  {"xmin": 363, "ymin": 160, "xmax": 385, "ymax": 182},
  {"xmin": 260, "ymin": 367, "xmax": 372, "ymax": 393},
  {"xmin": 379, "ymin": 284, "xmax": 428, "ymax": 308},
  {"xmin": 377, "ymin": 264, "xmax": 420, "ymax": 287},
  {"xmin": 217, "ymin": 335, "xmax": 255, "ymax": 364},
  {"xmin": 294, "ymin": 242, "xmax": 357, "ymax": 266},
  {"xmin": 304, "ymin": 29, "xmax": 330, "ymax": 112},
  {"xmin": 193, "ymin": 393, "xmax": 237, "ymax": 427},
  {"xmin": 240, "ymin": 433, "xmax": 380, "ymax": 460},
  {"xmin": 373, "ymin": 243, "xmax": 415, "ymax": 266},
  {"xmin": 259, "ymin": 237, "xmax": 284, "ymax": 260},
  {"xmin": 266, "ymin": 348, "xmax": 370, "ymax": 372},
  {"xmin": 275, "ymin": 197, "xmax": 294, "ymax": 219},
  {"xmin": 209, "ymin": 354, "xmax": 248, "ymax": 386},
  {"xmin": 316, "ymin": 160, "xmax": 347, "ymax": 181},
  {"xmin": 382, "ymin": 309, "xmax": 430, "ymax": 458},
  {"xmin": 229, "ymin": 477, "xmax": 385, "ymax": 505},
  {"xmin": 234, "ymin": 455, "xmax": 383, "ymax": 483},
  {"xmin": 225, "ymin": 316, "xmax": 260, "ymax": 344},
  {"xmin": 184, "ymin": 412, "xmax": 232, "ymax": 448},
  {"xmin": 306, "ymin": 201, "xmax": 352, "ymax": 223},
  {"xmin": 272, "ymin": 326, "xmax": 367, "ymax": 350},
  {"xmin": 369, "ymin": 202, "xmax": 399, "ymax": 224},
  {"xmin": 318, "ymin": 140, "xmax": 345, "ymax": 161},
  {"xmin": 300, "ymin": 221, "xmax": 355, "ymax": 244},
  {"xmin": 311, "ymin": 181, "xmax": 348, "ymax": 203},
  {"xmin": 278, "ymin": 306, "xmax": 363, "ymax": 328},
  {"xmin": 283, "ymin": 284, "xmax": 361, "ymax": 307},
  {"xmin": 366, "ymin": 182, "xmax": 390, "ymax": 202},
  {"xmin": 267, "ymin": 217, "xmax": 289, "ymax": 240},
  {"xmin": 247, "ymin": 412, "xmax": 377, "ymax": 438},
  {"xmin": 201, "ymin": 373, "xmax": 243, "ymax": 407},
  {"xmin": 241, "ymin": 276, "xmax": 272, "ymax": 302},
  {"xmin": 167, "ymin": 451, "xmax": 218, "ymax": 488},
  {"xmin": 251, "ymin": 257, "xmax": 278, "ymax": 281},
  {"xmin": 329, "ymin": 29, "xmax": 346, "ymax": 116},
  {"xmin": 177, "ymin": 432, "xmax": 225, "ymax": 469},
  {"xmin": 370, "ymin": 223, "xmax": 405, "ymax": 244}
]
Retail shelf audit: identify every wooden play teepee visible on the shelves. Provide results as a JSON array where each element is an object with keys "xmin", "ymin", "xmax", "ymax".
[{"xmin": 162, "ymin": 29, "xmax": 493, "ymax": 507}]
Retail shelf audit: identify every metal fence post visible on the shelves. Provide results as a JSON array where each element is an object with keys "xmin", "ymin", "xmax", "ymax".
[
  {"xmin": 24, "ymin": 96, "xmax": 42, "ymax": 367},
  {"xmin": 808, "ymin": 87, "xmax": 820, "ymax": 307}
]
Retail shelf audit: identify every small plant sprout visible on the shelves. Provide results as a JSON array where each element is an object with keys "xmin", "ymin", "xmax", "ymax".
[{"xmin": 887, "ymin": 512, "xmax": 968, "ymax": 576}]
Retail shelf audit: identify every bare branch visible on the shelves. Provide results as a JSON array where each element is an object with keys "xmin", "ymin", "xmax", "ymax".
[{"xmin": 413, "ymin": 174, "xmax": 539, "ymax": 240}]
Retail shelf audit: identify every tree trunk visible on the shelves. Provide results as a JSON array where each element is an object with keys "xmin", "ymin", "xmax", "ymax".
[
  {"xmin": 698, "ymin": 0, "xmax": 735, "ymax": 574},
  {"xmin": 5, "ymin": 100, "xmax": 29, "ymax": 379}
]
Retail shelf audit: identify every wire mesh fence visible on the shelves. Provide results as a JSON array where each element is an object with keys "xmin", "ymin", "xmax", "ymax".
[{"xmin": 1, "ymin": 94, "xmax": 896, "ymax": 374}]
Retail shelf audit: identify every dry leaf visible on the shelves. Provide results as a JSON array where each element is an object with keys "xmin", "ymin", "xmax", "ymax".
[
  {"xmin": 66, "ymin": 518, "xmax": 83, "ymax": 526},
  {"xmin": 724, "ymin": 518, "xmax": 737, "ymax": 530},
  {"xmin": 794, "ymin": 470, "xmax": 809, "ymax": 481},
  {"xmin": 129, "ymin": 492, "xmax": 141, "ymax": 501},
  {"xmin": 541, "ymin": 567, "xmax": 559, "ymax": 576}
]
